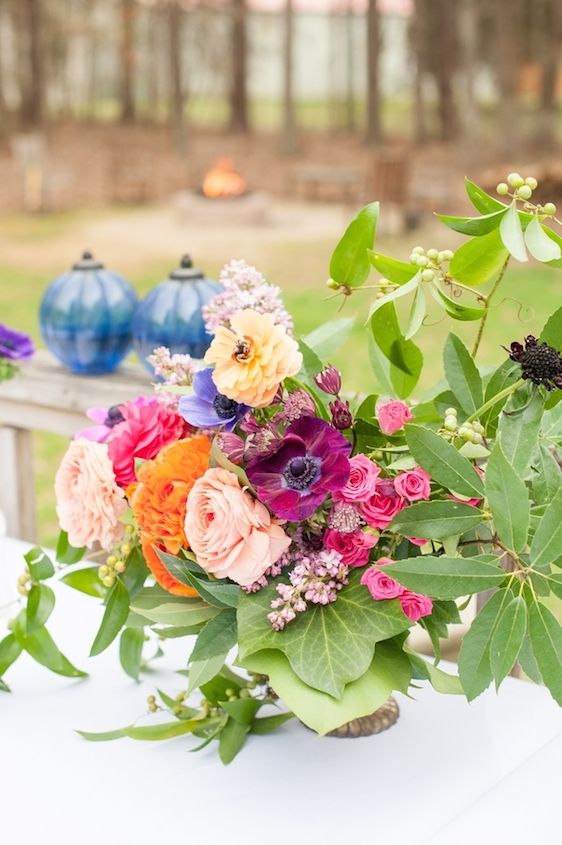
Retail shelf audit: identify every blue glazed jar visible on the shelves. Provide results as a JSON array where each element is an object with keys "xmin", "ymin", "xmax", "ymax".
[
  {"xmin": 133, "ymin": 255, "xmax": 221, "ymax": 372},
  {"xmin": 40, "ymin": 252, "xmax": 138, "ymax": 375}
]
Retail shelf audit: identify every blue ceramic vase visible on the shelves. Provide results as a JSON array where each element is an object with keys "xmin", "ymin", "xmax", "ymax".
[
  {"xmin": 132, "ymin": 255, "xmax": 221, "ymax": 372},
  {"xmin": 40, "ymin": 252, "xmax": 138, "ymax": 375}
]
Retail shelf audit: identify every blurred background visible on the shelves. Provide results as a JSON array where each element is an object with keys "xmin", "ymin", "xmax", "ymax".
[{"xmin": 0, "ymin": 0, "xmax": 561, "ymax": 542}]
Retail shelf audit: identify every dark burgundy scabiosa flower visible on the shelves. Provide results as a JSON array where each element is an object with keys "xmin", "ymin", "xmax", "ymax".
[
  {"xmin": 0, "ymin": 323, "xmax": 34, "ymax": 361},
  {"xmin": 508, "ymin": 335, "xmax": 562, "ymax": 391},
  {"xmin": 246, "ymin": 416, "xmax": 351, "ymax": 521}
]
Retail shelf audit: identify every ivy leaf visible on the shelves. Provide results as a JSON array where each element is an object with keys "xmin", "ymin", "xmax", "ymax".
[
  {"xmin": 529, "ymin": 487, "xmax": 562, "ymax": 570},
  {"xmin": 499, "ymin": 201, "xmax": 527, "ymax": 262},
  {"xmin": 449, "ymin": 228, "xmax": 509, "ymax": 286},
  {"xmin": 383, "ymin": 556, "xmax": 506, "ymax": 599},
  {"xmin": 391, "ymin": 500, "xmax": 484, "ymax": 540},
  {"xmin": 524, "ymin": 216, "xmax": 561, "ymax": 262},
  {"xmin": 367, "ymin": 250, "xmax": 418, "ymax": 285},
  {"xmin": 458, "ymin": 589, "xmax": 513, "ymax": 701},
  {"xmin": 485, "ymin": 445, "xmax": 529, "ymax": 553},
  {"xmin": 119, "ymin": 627, "xmax": 145, "ymax": 682},
  {"xmin": 90, "ymin": 579, "xmax": 130, "ymax": 657},
  {"xmin": 490, "ymin": 596, "xmax": 527, "ymax": 688},
  {"xmin": 405, "ymin": 425, "xmax": 484, "ymax": 499},
  {"xmin": 237, "ymin": 570, "xmax": 410, "ymax": 698},
  {"xmin": 329, "ymin": 202, "xmax": 379, "ymax": 287},
  {"xmin": 26, "ymin": 584, "xmax": 56, "ymax": 634},
  {"xmin": 464, "ymin": 179, "xmax": 505, "ymax": 214},
  {"xmin": 527, "ymin": 600, "xmax": 562, "ymax": 705},
  {"xmin": 443, "ymin": 333, "xmax": 483, "ymax": 415},
  {"xmin": 190, "ymin": 608, "xmax": 238, "ymax": 663},
  {"xmin": 435, "ymin": 208, "xmax": 507, "ymax": 236}
]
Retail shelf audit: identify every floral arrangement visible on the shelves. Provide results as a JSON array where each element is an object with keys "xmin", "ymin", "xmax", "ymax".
[
  {"xmin": 0, "ymin": 323, "xmax": 34, "ymax": 381},
  {"xmin": 2, "ymin": 174, "xmax": 562, "ymax": 763}
]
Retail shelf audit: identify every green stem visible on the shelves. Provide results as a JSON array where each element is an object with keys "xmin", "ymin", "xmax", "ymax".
[
  {"xmin": 471, "ymin": 255, "xmax": 511, "ymax": 359},
  {"xmin": 467, "ymin": 378, "xmax": 525, "ymax": 422}
]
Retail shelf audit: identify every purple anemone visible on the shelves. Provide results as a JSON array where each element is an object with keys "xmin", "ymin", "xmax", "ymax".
[
  {"xmin": 246, "ymin": 416, "xmax": 351, "ymax": 521},
  {"xmin": 179, "ymin": 367, "xmax": 249, "ymax": 432},
  {"xmin": 0, "ymin": 324, "xmax": 34, "ymax": 361}
]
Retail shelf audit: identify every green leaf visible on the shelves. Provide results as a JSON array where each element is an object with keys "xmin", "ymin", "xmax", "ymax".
[
  {"xmin": 384, "ymin": 556, "xmax": 506, "ymax": 599},
  {"xmin": 443, "ymin": 333, "xmax": 483, "ymax": 415},
  {"xmin": 0, "ymin": 678, "xmax": 10, "ymax": 692},
  {"xmin": 199, "ymin": 665, "xmax": 244, "ymax": 703},
  {"xmin": 55, "ymin": 531, "xmax": 86, "ymax": 565},
  {"xmin": 490, "ymin": 596, "xmax": 527, "ymax": 687},
  {"xmin": 405, "ymin": 284, "xmax": 426, "ymax": 340},
  {"xmin": 531, "ymin": 444, "xmax": 562, "ymax": 505},
  {"xmin": 367, "ymin": 250, "xmax": 418, "ymax": 285},
  {"xmin": 26, "ymin": 584, "xmax": 55, "ymax": 634},
  {"xmin": 77, "ymin": 727, "xmax": 127, "ymax": 742},
  {"xmin": 24, "ymin": 547, "xmax": 55, "ymax": 581},
  {"xmin": 329, "ymin": 202, "xmax": 379, "ymax": 287},
  {"xmin": 0, "ymin": 633, "xmax": 23, "ymax": 676},
  {"xmin": 529, "ymin": 487, "xmax": 562, "ymax": 570},
  {"xmin": 237, "ymin": 569, "xmax": 410, "ymax": 698},
  {"xmin": 405, "ymin": 425, "xmax": 484, "ymax": 498},
  {"xmin": 61, "ymin": 567, "xmax": 106, "ymax": 598},
  {"xmin": 119, "ymin": 627, "xmax": 145, "ymax": 681},
  {"xmin": 156, "ymin": 550, "xmax": 239, "ymax": 609},
  {"xmin": 485, "ymin": 445, "xmax": 530, "ymax": 553},
  {"xmin": 464, "ymin": 178, "xmax": 505, "ymax": 214},
  {"xmin": 435, "ymin": 208, "xmax": 507, "ymax": 236},
  {"xmin": 524, "ymin": 217, "xmax": 561, "ymax": 262},
  {"xmin": 540, "ymin": 304, "xmax": 562, "ymax": 351},
  {"xmin": 218, "ymin": 716, "xmax": 250, "ymax": 764},
  {"xmin": 120, "ymin": 547, "xmax": 150, "ymax": 598},
  {"xmin": 498, "ymin": 385, "xmax": 545, "ymax": 475},
  {"xmin": 368, "ymin": 274, "xmax": 420, "ymax": 320},
  {"xmin": 130, "ymin": 589, "xmax": 220, "ymax": 628},
  {"xmin": 190, "ymin": 608, "xmax": 237, "ymax": 662},
  {"xmin": 431, "ymin": 285, "xmax": 486, "ymax": 322},
  {"xmin": 370, "ymin": 302, "xmax": 423, "ymax": 398},
  {"xmin": 302, "ymin": 317, "xmax": 355, "ymax": 359},
  {"xmin": 187, "ymin": 654, "xmax": 227, "ymax": 694},
  {"xmin": 449, "ymin": 228, "xmax": 510, "ymax": 286},
  {"xmin": 528, "ymin": 600, "xmax": 562, "ymax": 705},
  {"xmin": 543, "ymin": 226, "xmax": 562, "ymax": 269},
  {"xmin": 79, "ymin": 718, "xmax": 204, "ymax": 743},
  {"xmin": 481, "ymin": 360, "xmax": 520, "ymax": 430},
  {"xmin": 21, "ymin": 626, "xmax": 87, "ymax": 677},
  {"xmin": 220, "ymin": 697, "xmax": 262, "ymax": 725},
  {"xmin": 458, "ymin": 589, "xmax": 513, "ymax": 700},
  {"xmin": 240, "ymin": 644, "xmax": 411, "ymax": 736},
  {"xmin": 90, "ymin": 579, "xmax": 130, "ymax": 656},
  {"xmin": 499, "ymin": 201, "xmax": 527, "ymax": 262},
  {"xmin": 210, "ymin": 437, "xmax": 253, "ymax": 490},
  {"xmin": 391, "ymin": 500, "xmax": 484, "ymax": 540},
  {"xmin": 405, "ymin": 649, "xmax": 463, "ymax": 694},
  {"xmin": 250, "ymin": 712, "xmax": 294, "ymax": 734},
  {"xmin": 518, "ymin": 633, "xmax": 542, "ymax": 684}
]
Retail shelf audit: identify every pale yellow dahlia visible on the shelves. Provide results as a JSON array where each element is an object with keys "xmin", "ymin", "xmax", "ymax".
[{"xmin": 205, "ymin": 309, "xmax": 302, "ymax": 408}]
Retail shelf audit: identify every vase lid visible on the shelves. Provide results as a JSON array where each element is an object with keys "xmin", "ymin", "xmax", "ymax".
[
  {"xmin": 72, "ymin": 250, "xmax": 104, "ymax": 271},
  {"xmin": 169, "ymin": 254, "xmax": 205, "ymax": 281}
]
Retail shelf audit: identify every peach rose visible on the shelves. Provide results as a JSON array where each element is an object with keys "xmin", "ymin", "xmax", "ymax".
[
  {"xmin": 185, "ymin": 467, "xmax": 291, "ymax": 586},
  {"xmin": 55, "ymin": 439, "xmax": 127, "ymax": 550},
  {"xmin": 204, "ymin": 309, "xmax": 302, "ymax": 408}
]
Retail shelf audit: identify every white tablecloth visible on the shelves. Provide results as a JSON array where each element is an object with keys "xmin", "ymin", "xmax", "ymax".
[{"xmin": 1, "ymin": 537, "xmax": 560, "ymax": 845}]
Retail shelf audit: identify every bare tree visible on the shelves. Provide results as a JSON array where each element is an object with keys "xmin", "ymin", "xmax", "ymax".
[
  {"xmin": 230, "ymin": 0, "xmax": 249, "ymax": 133},
  {"xmin": 537, "ymin": 0, "xmax": 560, "ymax": 146},
  {"xmin": 119, "ymin": 0, "xmax": 136, "ymax": 122},
  {"xmin": 365, "ymin": 0, "xmax": 381, "ymax": 145},
  {"xmin": 168, "ymin": 1, "xmax": 186, "ymax": 154},
  {"xmin": 19, "ymin": 0, "xmax": 44, "ymax": 128},
  {"xmin": 280, "ymin": 0, "xmax": 296, "ymax": 154},
  {"xmin": 345, "ymin": 1, "xmax": 355, "ymax": 132},
  {"xmin": 493, "ymin": 0, "xmax": 524, "ymax": 153}
]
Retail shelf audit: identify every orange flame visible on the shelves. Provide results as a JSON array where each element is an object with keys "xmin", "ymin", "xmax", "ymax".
[{"xmin": 202, "ymin": 157, "xmax": 247, "ymax": 199}]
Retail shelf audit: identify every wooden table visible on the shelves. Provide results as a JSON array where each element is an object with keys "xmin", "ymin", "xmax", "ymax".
[{"xmin": 0, "ymin": 351, "xmax": 150, "ymax": 542}]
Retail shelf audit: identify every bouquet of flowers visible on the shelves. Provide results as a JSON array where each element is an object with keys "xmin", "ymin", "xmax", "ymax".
[{"xmin": 2, "ymin": 173, "xmax": 562, "ymax": 763}]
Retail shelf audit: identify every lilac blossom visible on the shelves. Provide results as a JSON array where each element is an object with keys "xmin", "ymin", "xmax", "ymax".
[{"xmin": 147, "ymin": 346, "xmax": 197, "ymax": 386}]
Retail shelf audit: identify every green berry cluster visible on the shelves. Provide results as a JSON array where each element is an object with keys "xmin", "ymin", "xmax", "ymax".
[
  {"xmin": 496, "ymin": 174, "xmax": 556, "ymax": 216},
  {"xmin": 409, "ymin": 246, "xmax": 454, "ymax": 283},
  {"xmin": 375, "ymin": 277, "xmax": 398, "ymax": 300},
  {"xmin": 443, "ymin": 407, "xmax": 484, "ymax": 444},
  {"xmin": 98, "ymin": 525, "xmax": 136, "ymax": 588},
  {"xmin": 16, "ymin": 568, "xmax": 31, "ymax": 597}
]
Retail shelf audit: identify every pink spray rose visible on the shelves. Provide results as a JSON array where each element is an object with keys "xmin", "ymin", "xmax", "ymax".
[
  {"xmin": 360, "ymin": 479, "xmax": 404, "ymax": 530},
  {"xmin": 185, "ymin": 467, "xmax": 291, "ymax": 586},
  {"xmin": 55, "ymin": 439, "xmax": 127, "ymax": 550},
  {"xmin": 360, "ymin": 558, "xmax": 404, "ymax": 600},
  {"xmin": 376, "ymin": 400, "xmax": 413, "ymax": 435},
  {"xmin": 324, "ymin": 528, "xmax": 379, "ymax": 567},
  {"xmin": 394, "ymin": 467, "xmax": 431, "ymax": 501},
  {"xmin": 400, "ymin": 590, "xmax": 433, "ymax": 622},
  {"xmin": 334, "ymin": 453, "xmax": 380, "ymax": 503}
]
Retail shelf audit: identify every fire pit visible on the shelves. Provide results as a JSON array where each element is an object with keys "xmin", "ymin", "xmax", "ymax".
[{"xmin": 174, "ymin": 158, "xmax": 270, "ymax": 225}]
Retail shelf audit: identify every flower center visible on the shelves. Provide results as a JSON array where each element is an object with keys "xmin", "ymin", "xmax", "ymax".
[
  {"xmin": 283, "ymin": 455, "xmax": 320, "ymax": 491},
  {"xmin": 104, "ymin": 405, "xmax": 125, "ymax": 428},
  {"xmin": 509, "ymin": 336, "xmax": 562, "ymax": 390},
  {"xmin": 213, "ymin": 393, "xmax": 238, "ymax": 419},
  {"xmin": 232, "ymin": 336, "xmax": 254, "ymax": 362}
]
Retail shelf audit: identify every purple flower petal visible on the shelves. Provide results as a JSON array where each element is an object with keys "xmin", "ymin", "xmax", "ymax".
[{"xmin": 0, "ymin": 324, "xmax": 34, "ymax": 361}]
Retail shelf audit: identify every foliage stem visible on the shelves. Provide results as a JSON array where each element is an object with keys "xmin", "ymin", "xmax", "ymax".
[
  {"xmin": 467, "ymin": 378, "xmax": 525, "ymax": 422},
  {"xmin": 471, "ymin": 255, "xmax": 510, "ymax": 358}
]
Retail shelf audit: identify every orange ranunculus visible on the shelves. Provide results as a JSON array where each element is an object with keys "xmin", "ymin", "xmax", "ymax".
[
  {"xmin": 130, "ymin": 435, "xmax": 211, "ymax": 593},
  {"xmin": 141, "ymin": 538, "xmax": 197, "ymax": 598}
]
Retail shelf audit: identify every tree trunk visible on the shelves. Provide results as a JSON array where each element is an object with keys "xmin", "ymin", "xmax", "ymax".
[
  {"xmin": 119, "ymin": 0, "xmax": 136, "ymax": 123},
  {"xmin": 365, "ymin": 0, "xmax": 381, "ymax": 145},
  {"xmin": 0, "ymin": 0, "xmax": 7, "ymax": 139},
  {"xmin": 538, "ymin": 0, "xmax": 560, "ymax": 147},
  {"xmin": 280, "ymin": 0, "xmax": 297, "ymax": 155},
  {"xmin": 230, "ymin": 0, "xmax": 249, "ymax": 133},
  {"xmin": 168, "ymin": 2, "xmax": 186, "ymax": 155},
  {"xmin": 433, "ymin": 0, "xmax": 458, "ymax": 141},
  {"xmin": 20, "ymin": 0, "xmax": 44, "ymax": 128},
  {"xmin": 458, "ymin": 0, "xmax": 479, "ymax": 163},
  {"xmin": 345, "ymin": 3, "xmax": 355, "ymax": 131},
  {"xmin": 494, "ymin": 0, "xmax": 523, "ymax": 153},
  {"xmin": 411, "ymin": 0, "xmax": 427, "ymax": 144}
]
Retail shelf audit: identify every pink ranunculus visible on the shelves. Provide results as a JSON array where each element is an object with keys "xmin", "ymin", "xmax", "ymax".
[
  {"xmin": 360, "ymin": 559, "xmax": 404, "ymax": 600},
  {"xmin": 394, "ymin": 467, "xmax": 431, "ymax": 501},
  {"xmin": 185, "ymin": 467, "xmax": 291, "ymax": 587},
  {"xmin": 323, "ymin": 528, "xmax": 379, "ymax": 567},
  {"xmin": 55, "ymin": 439, "xmax": 127, "ymax": 550},
  {"xmin": 448, "ymin": 466, "xmax": 485, "ymax": 508},
  {"xmin": 400, "ymin": 590, "xmax": 433, "ymax": 622},
  {"xmin": 107, "ymin": 398, "xmax": 187, "ymax": 487},
  {"xmin": 360, "ymin": 479, "xmax": 404, "ymax": 529},
  {"xmin": 376, "ymin": 400, "xmax": 413, "ymax": 435},
  {"xmin": 334, "ymin": 453, "xmax": 380, "ymax": 503},
  {"xmin": 75, "ymin": 396, "xmax": 153, "ymax": 443}
]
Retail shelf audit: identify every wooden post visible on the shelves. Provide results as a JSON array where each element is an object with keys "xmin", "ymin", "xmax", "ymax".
[{"xmin": 0, "ymin": 427, "xmax": 36, "ymax": 542}]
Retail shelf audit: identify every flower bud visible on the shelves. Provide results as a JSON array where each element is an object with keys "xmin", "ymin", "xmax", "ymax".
[
  {"xmin": 326, "ymin": 278, "xmax": 340, "ymax": 290},
  {"xmin": 314, "ymin": 365, "xmax": 342, "ymax": 396},
  {"xmin": 329, "ymin": 399, "xmax": 353, "ymax": 431},
  {"xmin": 441, "ymin": 249, "xmax": 454, "ymax": 261},
  {"xmin": 496, "ymin": 182, "xmax": 509, "ymax": 196},
  {"xmin": 412, "ymin": 246, "xmax": 425, "ymax": 255},
  {"xmin": 444, "ymin": 407, "xmax": 457, "ymax": 416},
  {"xmin": 444, "ymin": 416, "xmax": 458, "ymax": 432},
  {"xmin": 543, "ymin": 202, "xmax": 557, "ymax": 216},
  {"xmin": 525, "ymin": 176, "xmax": 538, "ymax": 190},
  {"xmin": 421, "ymin": 269, "xmax": 435, "ymax": 282},
  {"xmin": 427, "ymin": 248, "xmax": 439, "ymax": 260},
  {"xmin": 416, "ymin": 255, "xmax": 429, "ymax": 267},
  {"xmin": 517, "ymin": 185, "xmax": 532, "ymax": 201},
  {"xmin": 507, "ymin": 172, "xmax": 524, "ymax": 189}
]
